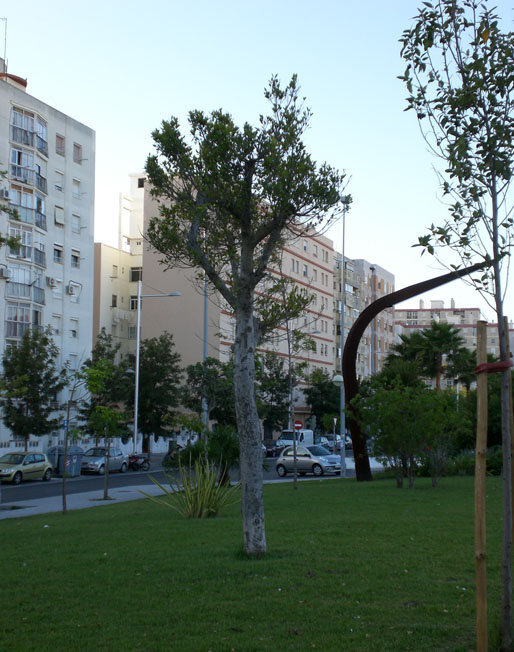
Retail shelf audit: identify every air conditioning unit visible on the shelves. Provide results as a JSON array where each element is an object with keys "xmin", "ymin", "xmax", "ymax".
[
  {"xmin": 46, "ymin": 276, "xmax": 56, "ymax": 288},
  {"xmin": 0, "ymin": 267, "xmax": 12, "ymax": 280},
  {"xmin": 0, "ymin": 188, "xmax": 9, "ymax": 199},
  {"xmin": 66, "ymin": 284, "xmax": 76, "ymax": 295}
]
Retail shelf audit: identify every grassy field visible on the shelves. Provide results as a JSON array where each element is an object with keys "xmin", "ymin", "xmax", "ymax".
[{"xmin": 0, "ymin": 475, "xmax": 505, "ymax": 651}]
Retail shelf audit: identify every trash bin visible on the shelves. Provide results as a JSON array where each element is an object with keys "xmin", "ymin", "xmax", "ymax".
[{"xmin": 46, "ymin": 445, "xmax": 84, "ymax": 477}]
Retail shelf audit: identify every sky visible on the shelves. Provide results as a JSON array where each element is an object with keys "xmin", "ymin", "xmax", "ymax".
[{"xmin": 3, "ymin": 0, "xmax": 514, "ymax": 322}]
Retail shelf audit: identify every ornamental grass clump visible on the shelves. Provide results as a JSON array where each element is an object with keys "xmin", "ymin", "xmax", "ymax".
[{"xmin": 141, "ymin": 459, "xmax": 240, "ymax": 519}]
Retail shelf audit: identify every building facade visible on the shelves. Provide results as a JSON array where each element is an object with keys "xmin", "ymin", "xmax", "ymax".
[
  {"xmin": 0, "ymin": 60, "xmax": 95, "ymax": 450},
  {"xmin": 93, "ymin": 173, "xmax": 144, "ymax": 358},
  {"xmin": 394, "ymin": 299, "xmax": 514, "ymax": 388}
]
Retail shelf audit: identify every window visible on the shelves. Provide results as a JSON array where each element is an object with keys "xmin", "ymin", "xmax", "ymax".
[
  {"xmin": 71, "ymin": 214, "xmax": 81, "ymax": 233},
  {"xmin": 53, "ymin": 245, "xmax": 63, "ymax": 264},
  {"xmin": 52, "ymin": 314, "xmax": 62, "ymax": 335},
  {"xmin": 73, "ymin": 143, "xmax": 82, "ymax": 164},
  {"xmin": 72, "ymin": 178, "xmax": 81, "ymax": 199},
  {"xmin": 112, "ymin": 265, "xmax": 118, "ymax": 278},
  {"xmin": 303, "ymin": 264, "xmax": 308, "ymax": 277},
  {"xmin": 70, "ymin": 318, "xmax": 79, "ymax": 338},
  {"xmin": 303, "ymin": 240, "xmax": 308, "ymax": 252},
  {"xmin": 55, "ymin": 170, "xmax": 64, "ymax": 192},
  {"xmin": 313, "ymin": 269, "xmax": 317, "ymax": 282},
  {"xmin": 130, "ymin": 296, "xmax": 138, "ymax": 310},
  {"xmin": 10, "ymin": 107, "xmax": 34, "ymax": 147},
  {"xmin": 111, "ymin": 295, "xmax": 117, "ymax": 308},
  {"xmin": 11, "ymin": 147, "xmax": 34, "ymax": 183},
  {"xmin": 313, "ymin": 244, "xmax": 318, "ymax": 257},
  {"xmin": 54, "ymin": 206, "xmax": 64, "ymax": 226},
  {"xmin": 130, "ymin": 267, "xmax": 142, "ymax": 282},
  {"xmin": 36, "ymin": 117, "xmax": 48, "ymax": 157},
  {"xmin": 56, "ymin": 134, "xmax": 65, "ymax": 156},
  {"xmin": 6, "ymin": 302, "xmax": 31, "ymax": 338},
  {"xmin": 9, "ymin": 225, "xmax": 32, "ymax": 260},
  {"xmin": 71, "ymin": 249, "xmax": 80, "ymax": 268},
  {"xmin": 128, "ymin": 326, "xmax": 137, "ymax": 339},
  {"xmin": 138, "ymin": 177, "xmax": 145, "ymax": 188}
]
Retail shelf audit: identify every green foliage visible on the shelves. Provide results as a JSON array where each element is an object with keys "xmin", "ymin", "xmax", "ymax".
[
  {"xmin": 357, "ymin": 384, "xmax": 470, "ymax": 488},
  {"xmin": 255, "ymin": 352, "xmax": 292, "ymax": 437},
  {"xmin": 387, "ymin": 321, "xmax": 467, "ymax": 390},
  {"xmin": 127, "ymin": 332, "xmax": 183, "ymax": 439},
  {"xmin": 304, "ymin": 368, "xmax": 340, "ymax": 431},
  {"xmin": 400, "ymin": 0, "xmax": 514, "ymax": 294},
  {"xmin": 145, "ymin": 74, "xmax": 349, "ymax": 341},
  {"xmin": 0, "ymin": 326, "xmax": 67, "ymax": 447},
  {"xmin": 78, "ymin": 329, "xmax": 129, "ymax": 438},
  {"xmin": 182, "ymin": 357, "xmax": 236, "ymax": 426},
  {"xmin": 207, "ymin": 424, "xmax": 240, "ymax": 483},
  {"xmin": 142, "ymin": 459, "xmax": 240, "ymax": 519}
]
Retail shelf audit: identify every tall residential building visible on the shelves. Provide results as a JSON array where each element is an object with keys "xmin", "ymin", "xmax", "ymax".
[
  {"xmin": 394, "ymin": 299, "xmax": 514, "ymax": 385},
  {"xmin": 94, "ymin": 173, "xmax": 144, "ymax": 358},
  {"xmin": 0, "ymin": 60, "xmax": 95, "ymax": 450}
]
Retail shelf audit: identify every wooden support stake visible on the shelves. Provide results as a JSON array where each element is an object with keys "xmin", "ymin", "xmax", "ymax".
[
  {"xmin": 505, "ymin": 317, "xmax": 514, "ymax": 550},
  {"xmin": 475, "ymin": 320, "xmax": 488, "ymax": 652}
]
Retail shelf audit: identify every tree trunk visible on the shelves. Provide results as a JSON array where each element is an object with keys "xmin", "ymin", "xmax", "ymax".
[{"xmin": 233, "ymin": 299, "xmax": 266, "ymax": 557}]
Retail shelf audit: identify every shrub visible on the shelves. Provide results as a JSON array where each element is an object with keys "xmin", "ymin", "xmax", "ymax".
[{"xmin": 141, "ymin": 459, "xmax": 240, "ymax": 518}]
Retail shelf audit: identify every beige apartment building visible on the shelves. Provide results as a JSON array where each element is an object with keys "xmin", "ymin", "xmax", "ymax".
[
  {"xmin": 140, "ymin": 186, "xmax": 336, "ymax": 430},
  {"xmin": 0, "ymin": 59, "xmax": 95, "ymax": 451}
]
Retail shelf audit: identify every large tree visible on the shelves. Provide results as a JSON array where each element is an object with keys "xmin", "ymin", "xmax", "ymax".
[
  {"xmin": 400, "ymin": 1, "xmax": 514, "ymax": 645},
  {"xmin": 182, "ymin": 357, "xmax": 236, "ymax": 427},
  {"xmin": 303, "ymin": 368, "xmax": 341, "ymax": 431},
  {"xmin": 146, "ymin": 76, "xmax": 348, "ymax": 555},
  {"xmin": 127, "ymin": 332, "xmax": 183, "ymax": 454},
  {"xmin": 0, "ymin": 327, "xmax": 67, "ymax": 450}
]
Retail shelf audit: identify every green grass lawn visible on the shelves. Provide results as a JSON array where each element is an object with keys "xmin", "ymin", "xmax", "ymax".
[{"xmin": 0, "ymin": 475, "xmax": 505, "ymax": 651}]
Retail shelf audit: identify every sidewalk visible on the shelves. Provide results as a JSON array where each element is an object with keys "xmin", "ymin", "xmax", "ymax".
[{"xmin": 0, "ymin": 456, "xmax": 384, "ymax": 520}]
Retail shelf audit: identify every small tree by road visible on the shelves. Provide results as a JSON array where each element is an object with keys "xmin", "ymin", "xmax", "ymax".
[{"xmin": 0, "ymin": 327, "xmax": 67, "ymax": 450}]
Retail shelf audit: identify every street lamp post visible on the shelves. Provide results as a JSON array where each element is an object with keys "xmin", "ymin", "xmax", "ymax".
[
  {"xmin": 133, "ymin": 280, "xmax": 180, "ymax": 454},
  {"xmin": 332, "ymin": 209, "xmax": 347, "ymax": 478}
]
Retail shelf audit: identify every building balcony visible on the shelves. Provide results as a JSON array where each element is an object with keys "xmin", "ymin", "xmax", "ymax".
[
  {"xmin": 10, "ymin": 166, "xmax": 48, "ymax": 195},
  {"xmin": 36, "ymin": 136, "xmax": 48, "ymax": 158}
]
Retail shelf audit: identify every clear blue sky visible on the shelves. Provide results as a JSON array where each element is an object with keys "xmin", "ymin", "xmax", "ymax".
[{"xmin": 4, "ymin": 0, "xmax": 513, "ymax": 321}]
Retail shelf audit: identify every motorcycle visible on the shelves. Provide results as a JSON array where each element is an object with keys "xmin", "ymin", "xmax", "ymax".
[{"xmin": 128, "ymin": 454, "xmax": 150, "ymax": 472}]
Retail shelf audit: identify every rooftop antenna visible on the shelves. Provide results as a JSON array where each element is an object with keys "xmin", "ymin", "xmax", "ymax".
[{"xmin": 0, "ymin": 17, "xmax": 6, "ymax": 74}]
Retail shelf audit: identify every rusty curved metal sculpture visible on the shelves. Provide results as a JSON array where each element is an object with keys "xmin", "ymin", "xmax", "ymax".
[{"xmin": 343, "ymin": 261, "xmax": 490, "ymax": 481}]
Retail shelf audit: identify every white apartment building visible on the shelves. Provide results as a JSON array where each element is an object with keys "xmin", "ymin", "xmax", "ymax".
[{"xmin": 0, "ymin": 60, "xmax": 95, "ymax": 450}]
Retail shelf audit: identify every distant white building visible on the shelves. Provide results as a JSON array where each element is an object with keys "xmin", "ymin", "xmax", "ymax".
[{"xmin": 0, "ymin": 59, "xmax": 95, "ymax": 450}]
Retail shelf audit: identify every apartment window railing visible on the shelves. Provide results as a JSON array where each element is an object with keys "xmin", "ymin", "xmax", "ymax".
[
  {"xmin": 11, "ymin": 164, "xmax": 34, "ymax": 185},
  {"xmin": 34, "ymin": 249, "xmax": 46, "ymax": 267},
  {"xmin": 35, "ymin": 173, "xmax": 47, "ymax": 194},
  {"xmin": 7, "ymin": 282, "xmax": 31, "ymax": 299},
  {"xmin": 33, "ymin": 287, "xmax": 45, "ymax": 305},
  {"xmin": 36, "ymin": 136, "xmax": 48, "ymax": 158},
  {"xmin": 35, "ymin": 211, "xmax": 47, "ymax": 230},
  {"xmin": 5, "ymin": 321, "xmax": 30, "ymax": 338}
]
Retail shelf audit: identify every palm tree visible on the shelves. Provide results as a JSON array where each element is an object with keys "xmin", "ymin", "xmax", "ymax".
[{"xmin": 389, "ymin": 321, "xmax": 467, "ymax": 391}]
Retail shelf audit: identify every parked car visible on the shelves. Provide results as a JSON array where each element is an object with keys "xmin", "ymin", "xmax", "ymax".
[
  {"xmin": 0, "ymin": 452, "xmax": 53, "ymax": 485},
  {"xmin": 323, "ymin": 434, "xmax": 352, "ymax": 452},
  {"xmin": 275, "ymin": 445, "xmax": 341, "ymax": 477},
  {"xmin": 81, "ymin": 447, "xmax": 128, "ymax": 474},
  {"xmin": 265, "ymin": 439, "xmax": 288, "ymax": 458}
]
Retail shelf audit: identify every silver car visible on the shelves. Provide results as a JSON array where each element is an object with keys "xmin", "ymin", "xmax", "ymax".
[
  {"xmin": 81, "ymin": 447, "xmax": 129, "ymax": 474},
  {"xmin": 276, "ymin": 445, "xmax": 341, "ymax": 477}
]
